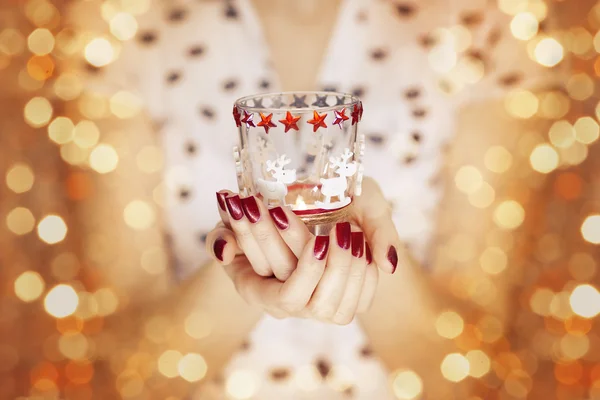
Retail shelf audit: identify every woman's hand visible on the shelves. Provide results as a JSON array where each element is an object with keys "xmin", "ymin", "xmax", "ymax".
[
  {"xmin": 206, "ymin": 218, "xmax": 378, "ymax": 324},
  {"xmin": 206, "ymin": 177, "xmax": 401, "ymax": 324},
  {"xmin": 214, "ymin": 189, "xmax": 312, "ymax": 280}
]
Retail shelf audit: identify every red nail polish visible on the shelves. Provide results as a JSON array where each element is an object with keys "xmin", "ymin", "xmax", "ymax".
[
  {"xmin": 351, "ymin": 232, "xmax": 364, "ymax": 258},
  {"xmin": 269, "ymin": 207, "xmax": 289, "ymax": 230},
  {"xmin": 214, "ymin": 238, "xmax": 226, "ymax": 261},
  {"xmin": 216, "ymin": 191, "xmax": 227, "ymax": 211},
  {"xmin": 225, "ymin": 195, "xmax": 244, "ymax": 220},
  {"xmin": 336, "ymin": 222, "xmax": 351, "ymax": 250},
  {"xmin": 388, "ymin": 246, "xmax": 398, "ymax": 273},
  {"xmin": 314, "ymin": 236, "xmax": 330, "ymax": 260},
  {"xmin": 241, "ymin": 196, "xmax": 261, "ymax": 223},
  {"xmin": 365, "ymin": 243, "xmax": 372, "ymax": 265}
]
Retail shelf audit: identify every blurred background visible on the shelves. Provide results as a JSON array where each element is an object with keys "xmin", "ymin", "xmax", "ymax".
[{"xmin": 1, "ymin": 0, "xmax": 600, "ymax": 399}]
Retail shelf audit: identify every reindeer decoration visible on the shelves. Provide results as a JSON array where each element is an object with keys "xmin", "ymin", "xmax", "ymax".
[
  {"xmin": 319, "ymin": 148, "xmax": 357, "ymax": 207},
  {"xmin": 257, "ymin": 155, "xmax": 297, "ymax": 206}
]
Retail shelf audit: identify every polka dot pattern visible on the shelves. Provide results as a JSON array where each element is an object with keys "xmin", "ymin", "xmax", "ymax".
[{"xmin": 83, "ymin": 0, "xmax": 560, "ymax": 398}]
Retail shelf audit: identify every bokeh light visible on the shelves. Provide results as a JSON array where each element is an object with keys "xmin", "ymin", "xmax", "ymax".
[
  {"xmin": 569, "ymin": 285, "xmax": 600, "ymax": 318},
  {"xmin": 534, "ymin": 38, "xmax": 564, "ymax": 67},
  {"xmin": 466, "ymin": 350, "xmax": 491, "ymax": 378},
  {"xmin": 109, "ymin": 91, "xmax": 143, "ymax": 119},
  {"xmin": 441, "ymin": 353, "xmax": 470, "ymax": 382},
  {"xmin": 24, "ymin": 96, "xmax": 53, "ymax": 127},
  {"xmin": 455, "ymin": 165, "xmax": 483, "ymax": 194},
  {"xmin": 574, "ymin": 116, "xmax": 599, "ymax": 144},
  {"xmin": 48, "ymin": 116, "xmax": 75, "ymax": 144},
  {"xmin": 391, "ymin": 369, "xmax": 423, "ymax": 399},
  {"xmin": 84, "ymin": 38, "xmax": 115, "ymax": 67},
  {"xmin": 27, "ymin": 28, "xmax": 55, "ymax": 55},
  {"xmin": 436, "ymin": 311, "xmax": 464, "ymax": 339},
  {"xmin": 178, "ymin": 353, "xmax": 208, "ymax": 382},
  {"xmin": 158, "ymin": 350, "xmax": 182, "ymax": 378},
  {"xmin": 581, "ymin": 215, "xmax": 600, "ymax": 244},
  {"xmin": 14, "ymin": 271, "xmax": 45, "ymax": 303},
  {"xmin": 493, "ymin": 200, "xmax": 525, "ymax": 230},
  {"xmin": 511, "ymin": 12, "xmax": 539, "ymax": 40},
  {"xmin": 529, "ymin": 144, "xmax": 559, "ymax": 173},
  {"xmin": 505, "ymin": 89, "xmax": 539, "ymax": 118},
  {"xmin": 89, "ymin": 144, "xmax": 119, "ymax": 173},
  {"xmin": 44, "ymin": 285, "xmax": 79, "ymax": 318},
  {"xmin": 6, "ymin": 163, "xmax": 35, "ymax": 193},
  {"xmin": 6, "ymin": 207, "xmax": 36, "ymax": 235},
  {"xmin": 110, "ymin": 12, "xmax": 138, "ymax": 41},
  {"xmin": 123, "ymin": 200, "xmax": 155, "ymax": 230},
  {"xmin": 37, "ymin": 215, "xmax": 67, "ymax": 244}
]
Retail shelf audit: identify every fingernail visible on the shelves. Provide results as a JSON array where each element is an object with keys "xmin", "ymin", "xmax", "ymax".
[
  {"xmin": 225, "ymin": 195, "xmax": 244, "ymax": 220},
  {"xmin": 388, "ymin": 246, "xmax": 398, "ymax": 273},
  {"xmin": 351, "ymin": 232, "xmax": 364, "ymax": 258},
  {"xmin": 214, "ymin": 238, "xmax": 227, "ymax": 261},
  {"xmin": 365, "ymin": 243, "xmax": 372, "ymax": 265},
  {"xmin": 241, "ymin": 196, "xmax": 261, "ymax": 223},
  {"xmin": 269, "ymin": 207, "xmax": 289, "ymax": 230},
  {"xmin": 216, "ymin": 191, "xmax": 227, "ymax": 211},
  {"xmin": 314, "ymin": 236, "xmax": 330, "ymax": 260},
  {"xmin": 336, "ymin": 222, "xmax": 351, "ymax": 250}
]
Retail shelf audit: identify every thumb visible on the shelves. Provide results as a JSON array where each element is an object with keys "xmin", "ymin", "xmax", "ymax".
[
  {"xmin": 351, "ymin": 177, "xmax": 401, "ymax": 274},
  {"xmin": 205, "ymin": 224, "xmax": 243, "ymax": 265}
]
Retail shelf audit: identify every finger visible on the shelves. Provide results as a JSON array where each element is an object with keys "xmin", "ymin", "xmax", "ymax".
[
  {"xmin": 356, "ymin": 247, "xmax": 379, "ymax": 313},
  {"xmin": 216, "ymin": 189, "xmax": 234, "ymax": 228},
  {"xmin": 277, "ymin": 235, "xmax": 328, "ymax": 314},
  {"xmin": 332, "ymin": 231, "xmax": 367, "ymax": 325},
  {"xmin": 241, "ymin": 196, "xmax": 297, "ymax": 281},
  {"xmin": 267, "ymin": 205, "xmax": 312, "ymax": 259},
  {"xmin": 352, "ymin": 177, "xmax": 401, "ymax": 274},
  {"xmin": 223, "ymin": 256, "xmax": 281, "ymax": 307},
  {"xmin": 307, "ymin": 222, "xmax": 352, "ymax": 321},
  {"xmin": 205, "ymin": 225, "xmax": 242, "ymax": 265},
  {"xmin": 225, "ymin": 194, "xmax": 272, "ymax": 277}
]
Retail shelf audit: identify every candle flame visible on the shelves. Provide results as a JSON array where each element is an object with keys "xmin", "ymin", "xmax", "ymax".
[{"xmin": 295, "ymin": 195, "xmax": 308, "ymax": 210}]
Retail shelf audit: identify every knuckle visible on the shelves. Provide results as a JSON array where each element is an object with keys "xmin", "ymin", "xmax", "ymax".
[
  {"xmin": 235, "ymin": 227, "xmax": 254, "ymax": 243},
  {"xmin": 349, "ymin": 265, "xmax": 366, "ymax": 280},
  {"xmin": 333, "ymin": 310, "xmax": 354, "ymax": 326},
  {"xmin": 252, "ymin": 228, "xmax": 272, "ymax": 244},
  {"xmin": 253, "ymin": 264, "xmax": 272, "ymax": 277},
  {"xmin": 278, "ymin": 297, "xmax": 303, "ymax": 314},
  {"xmin": 309, "ymin": 302, "xmax": 335, "ymax": 320}
]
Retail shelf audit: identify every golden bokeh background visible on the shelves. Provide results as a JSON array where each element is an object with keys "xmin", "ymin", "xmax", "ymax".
[{"xmin": 1, "ymin": 0, "xmax": 599, "ymax": 399}]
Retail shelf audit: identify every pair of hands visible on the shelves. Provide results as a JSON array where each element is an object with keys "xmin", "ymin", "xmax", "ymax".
[{"xmin": 205, "ymin": 177, "xmax": 401, "ymax": 325}]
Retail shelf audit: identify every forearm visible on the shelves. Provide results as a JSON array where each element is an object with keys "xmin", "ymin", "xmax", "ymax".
[{"xmin": 100, "ymin": 260, "xmax": 262, "ymax": 395}]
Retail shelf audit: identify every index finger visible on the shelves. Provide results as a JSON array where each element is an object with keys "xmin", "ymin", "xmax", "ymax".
[{"xmin": 267, "ymin": 205, "xmax": 312, "ymax": 259}]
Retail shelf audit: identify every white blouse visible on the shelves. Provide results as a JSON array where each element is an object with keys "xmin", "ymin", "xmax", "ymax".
[{"xmin": 80, "ymin": 0, "xmax": 553, "ymax": 398}]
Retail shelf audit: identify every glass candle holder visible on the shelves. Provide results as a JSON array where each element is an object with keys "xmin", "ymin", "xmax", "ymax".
[{"xmin": 232, "ymin": 91, "xmax": 365, "ymax": 234}]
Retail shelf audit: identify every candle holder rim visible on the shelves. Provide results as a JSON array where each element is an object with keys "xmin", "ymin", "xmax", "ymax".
[{"xmin": 234, "ymin": 90, "xmax": 361, "ymax": 114}]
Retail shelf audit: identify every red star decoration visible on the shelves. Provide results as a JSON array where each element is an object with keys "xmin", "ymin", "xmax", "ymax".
[
  {"xmin": 233, "ymin": 106, "xmax": 241, "ymax": 127},
  {"xmin": 278, "ymin": 111, "xmax": 301, "ymax": 133},
  {"xmin": 333, "ymin": 108, "xmax": 349, "ymax": 129},
  {"xmin": 241, "ymin": 111, "xmax": 255, "ymax": 128},
  {"xmin": 351, "ymin": 104, "xmax": 360, "ymax": 125},
  {"xmin": 257, "ymin": 112, "xmax": 277, "ymax": 133},
  {"xmin": 307, "ymin": 110, "xmax": 327, "ymax": 132}
]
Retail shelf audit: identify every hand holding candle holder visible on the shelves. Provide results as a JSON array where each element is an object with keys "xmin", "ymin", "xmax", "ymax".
[{"xmin": 232, "ymin": 91, "xmax": 365, "ymax": 235}]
